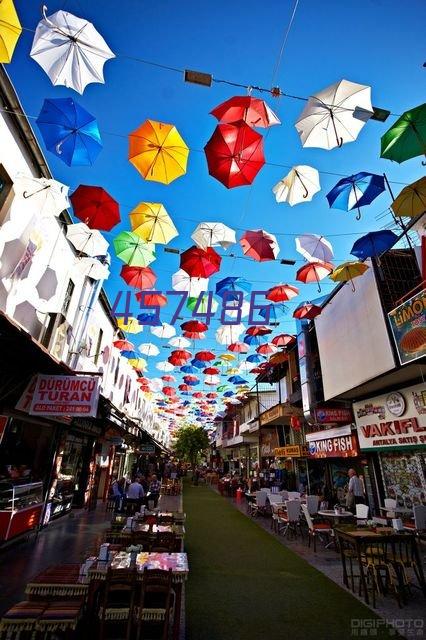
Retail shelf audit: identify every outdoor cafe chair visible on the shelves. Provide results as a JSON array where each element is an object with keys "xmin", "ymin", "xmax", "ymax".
[
  {"xmin": 134, "ymin": 569, "xmax": 174, "ymax": 640},
  {"xmin": 403, "ymin": 505, "xmax": 426, "ymax": 536},
  {"xmin": 360, "ymin": 540, "xmax": 402, "ymax": 608},
  {"xmin": 301, "ymin": 504, "xmax": 333, "ymax": 552},
  {"xmin": 381, "ymin": 498, "xmax": 397, "ymax": 518},
  {"xmin": 151, "ymin": 532, "xmax": 176, "ymax": 553},
  {"xmin": 250, "ymin": 490, "xmax": 269, "ymax": 518},
  {"xmin": 98, "ymin": 567, "xmax": 137, "ymax": 640},
  {"xmin": 0, "ymin": 600, "xmax": 48, "ymax": 638},
  {"xmin": 287, "ymin": 491, "xmax": 301, "ymax": 500},
  {"xmin": 278, "ymin": 500, "xmax": 302, "ymax": 539},
  {"xmin": 306, "ymin": 495, "xmax": 319, "ymax": 516},
  {"xmin": 356, "ymin": 503, "xmax": 369, "ymax": 525}
]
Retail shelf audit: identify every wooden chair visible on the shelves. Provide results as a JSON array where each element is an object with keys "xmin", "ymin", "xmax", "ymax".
[
  {"xmin": 151, "ymin": 532, "xmax": 176, "ymax": 553},
  {"xmin": 131, "ymin": 532, "xmax": 152, "ymax": 550},
  {"xmin": 35, "ymin": 598, "xmax": 85, "ymax": 636},
  {"xmin": 301, "ymin": 504, "xmax": 332, "ymax": 551},
  {"xmin": 134, "ymin": 569, "xmax": 174, "ymax": 640},
  {"xmin": 98, "ymin": 567, "xmax": 137, "ymax": 640},
  {"xmin": 0, "ymin": 601, "xmax": 48, "ymax": 638}
]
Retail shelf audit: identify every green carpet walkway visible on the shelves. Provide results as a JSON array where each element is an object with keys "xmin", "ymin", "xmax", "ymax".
[{"xmin": 184, "ymin": 482, "xmax": 397, "ymax": 640}]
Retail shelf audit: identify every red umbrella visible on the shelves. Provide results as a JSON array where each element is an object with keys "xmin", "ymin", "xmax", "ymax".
[
  {"xmin": 246, "ymin": 325, "xmax": 272, "ymax": 336},
  {"xmin": 272, "ymin": 334, "xmax": 296, "ymax": 347},
  {"xmin": 161, "ymin": 375, "xmax": 175, "ymax": 382},
  {"xmin": 210, "ymin": 96, "xmax": 280, "ymax": 128},
  {"xmin": 296, "ymin": 262, "xmax": 334, "ymax": 292},
  {"xmin": 120, "ymin": 265, "xmax": 157, "ymax": 290},
  {"xmin": 71, "ymin": 185, "xmax": 120, "ymax": 231},
  {"xmin": 178, "ymin": 384, "xmax": 192, "ymax": 392},
  {"xmin": 257, "ymin": 343, "xmax": 278, "ymax": 355},
  {"xmin": 240, "ymin": 229, "xmax": 279, "ymax": 261},
  {"xmin": 180, "ymin": 246, "xmax": 221, "ymax": 278},
  {"xmin": 228, "ymin": 342, "xmax": 249, "ymax": 353},
  {"xmin": 184, "ymin": 374, "xmax": 199, "ymax": 382},
  {"xmin": 266, "ymin": 284, "xmax": 299, "ymax": 302},
  {"xmin": 135, "ymin": 291, "xmax": 168, "ymax": 306},
  {"xmin": 183, "ymin": 330, "xmax": 206, "ymax": 340},
  {"xmin": 181, "ymin": 320, "xmax": 208, "ymax": 333},
  {"xmin": 194, "ymin": 350, "xmax": 215, "ymax": 361},
  {"xmin": 113, "ymin": 339, "xmax": 134, "ymax": 350},
  {"xmin": 193, "ymin": 392, "xmax": 204, "ymax": 398},
  {"xmin": 206, "ymin": 392, "xmax": 218, "ymax": 398},
  {"xmin": 203, "ymin": 367, "xmax": 220, "ymax": 375},
  {"xmin": 293, "ymin": 303, "xmax": 322, "ymax": 319},
  {"xmin": 137, "ymin": 376, "xmax": 149, "ymax": 384},
  {"xmin": 163, "ymin": 386, "xmax": 175, "ymax": 396},
  {"xmin": 204, "ymin": 120, "xmax": 265, "ymax": 188}
]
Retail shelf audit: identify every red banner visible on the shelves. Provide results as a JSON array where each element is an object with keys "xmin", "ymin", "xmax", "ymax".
[{"xmin": 314, "ymin": 407, "xmax": 353, "ymax": 424}]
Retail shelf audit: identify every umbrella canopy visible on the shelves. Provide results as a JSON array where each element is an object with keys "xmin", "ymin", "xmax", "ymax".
[
  {"xmin": 266, "ymin": 284, "xmax": 299, "ymax": 302},
  {"xmin": 350, "ymin": 230, "xmax": 398, "ymax": 260},
  {"xmin": 14, "ymin": 175, "xmax": 69, "ymax": 217},
  {"xmin": 181, "ymin": 320, "xmax": 208, "ymax": 333},
  {"xmin": 73, "ymin": 254, "xmax": 110, "ymax": 282},
  {"xmin": 129, "ymin": 119, "xmax": 189, "ymax": 184},
  {"xmin": 195, "ymin": 350, "xmax": 215, "ymax": 361},
  {"xmin": 240, "ymin": 229, "xmax": 279, "ymax": 261},
  {"xmin": 210, "ymin": 95, "xmax": 280, "ymax": 128},
  {"xmin": 156, "ymin": 361, "xmax": 175, "ymax": 372},
  {"xmin": 130, "ymin": 202, "xmax": 178, "ymax": 244},
  {"xmin": 259, "ymin": 303, "xmax": 288, "ymax": 322},
  {"xmin": 228, "ymin": 342, "xmax": 249, "ymax": 354},
  {"xmin": 151, "ymin": 322, "xmax": 176, "ymax": 339},
  {"xmin": 293, "ymin": 302, "xmax": 322, "ymax": 320},
  {"xmin": 391, "ymin": 177, "xmax": 426, "ymax": 217},
  {"xmin": 295, "ymin": 234, "xmax": 334, "ymax": 263},
  {"xmin": 326, "ymin": 172, "xmax": 385, "ymax": 220},
  {"xmin": 296, "ymin": 261, "xmax": 334, "ymax": 292},
  {"xmin": 169, "ymin": 336, "xmax": 191, "ymax": 348},
  {"xmin": 257, "ymin": 343, "xmax": 278, "ymax": 355},
  {"xmin": 273, "ymin": 165, "xmax": 320, "ymax": 205},
  {"xmin": 204, "ymin": 120, "xmax": 265, "ymax": 188},
  {"xmin": 162, "ymin": 375, "xmax": 175, "ymax": 382},
  {"xmin": 135, "ymin": 292, "xmax": 167, "ymax": 307},
  {"xmin": 272, "ymin": 333, "xmax": 295, "ymax": 347},
  {"xmin": 120, "ymin": 265, "xmax": 157, "ymax": 290},
  {"xmin": 113, "ymin": 339, "xmax": 134, "ymax": 351},
  {"xmin": 191, "ymin": 222, "xmax": 236, "ymax": 250},
  {"xmin": 172, "ymin": 269, "xmax": 209, "ymax": 297},
  {"xmin": 113, "ymin": 231, "xmax": 155, "ymax": 267},
  {"xmin": 216, "ymin": 324, "xmax": 245, "ymax": 345},
  {"xmin": 380, "ymin": 103, "xmax": 426, "ymax": 164},
  {"xmin": 30, "ymin": 8, "xmax": 115, "ymax": 94},
  {"xmin": 244, "ymin": 334, "xmax": 267, "ymax": 346},
  {"xmin": 330, "ymin": 261, "xmax": 369, "ymax": 291},
  {"xmin": 224, "ymin": 300, "xmax": 250, "ymax": 318},
  {"xmin": 246, "ymin": 326, "xmax": 271, "ymax": 336},
  {"xmin": 138, "ymin": 343, "xmax": 160, "ymax": 356},
  {"xmin": 216, "ymin": 276, "xmax": 251, "ymax": 300},
  {"xmin": 180, "ymin": 246, "xmax": 221, "ymax": 278},
  {"xmin": 36, "ymin": 98, "xmax": 102, "ymax": 166},
  {"xmin": 187, "ymin": 295, "xmax": 219, "ymax": 315},
  {"xmin": 70, "ymin": 185, "xmax": 120, "ymax": 230},
  {"xmin": 66, "ymin": 222, "xmax": 108, "ymax": 256},
  {"xmin": 117, "ymin": 317, "xmax": 143, "ymax": 334},
  {"xmin": 203, "ymin": 367, "xmax": 220, "ymax": 375},
  {"xmin": 295, "ymin": 79, "xmax": 373, "ymax": 150},
  {"xmin": 0, "ymin": 0, "xmax": 21, "ymax": 63}
]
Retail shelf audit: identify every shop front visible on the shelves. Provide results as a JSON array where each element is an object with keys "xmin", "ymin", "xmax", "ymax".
[{"xmin": 353, "ymin": 383, "xmax": 426, "ymax": 512}]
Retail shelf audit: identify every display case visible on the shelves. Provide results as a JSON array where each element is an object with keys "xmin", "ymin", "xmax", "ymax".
[{"xmin": 0, "ymin": 480, "xmax": 44, "ymax": 541}]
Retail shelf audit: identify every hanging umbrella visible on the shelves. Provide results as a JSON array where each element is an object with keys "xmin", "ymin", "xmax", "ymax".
[
  {"xmin": 129, "ymin": 119, "xmax": 189, "ymax": 184},
  {"xmin": 326, "ymin": 172, "xmax": 385, "ymax": 220},
  {"xmin": 350, "ymin": 230, "xmax": 398, "ymax": 261},
  {"xmin": 117, "ymin": 317, "xmax": 143, "ymax": 334},
  {"xmin": 205, "ymin": 375, "xmax": 220, "ymax": 386},
  {"xmin": 228, "ymin": 342, "xmax": 249, "ymax": 354},
  {"xmin": 204, "ymin": 120, "xmax": 265, "ymax": 188},
  {"xmin": 30, "ymin": 8, "xmax": 114, "ymax": 94},
  {"xmin": 138, "ymin": 343, "xmax": 160, "ymax": 357},
  {"xmin": 257, "ymin": 343, "xmax": 278, "ymax": 355},
  {"xmin": 191, "ymin": 222, "xmax": 236, "ymax": 250},
  {"xmin": 224, "ymin": 300, "xmax": 250, "ymax": 318},
  {"xmin": 266, "ymin": 284, "xmax": 299, "ymax": 302},
  {"xmin": 180, "ymin": 364, "xmax": 197, "ymax": 374},
  {"xmin": 244, "ymin": 334, "xmax": 267, "ymax": 346},
  {"xmin": 259, "ymin": 303, "xmax": 288, "ymax": 322},
  {"xmin": 203, "ymin": 367, "xmax": 220, "ymax": 375},
  {"xmin": 0, "ymin": 0, "xmax": 21, "ymax": 63},
  {"xmin": 14, "ymin": 175, "xmax": 69, "ymax": 217},
  {"xmin": 121, "ymin": 349, "xmax": 139, "ymax": 360},
  {"xmin": 113, "ymin": 231, "xmax": 155, "ymax": 267},
  {"xmin": 181, "ymin": 320, "xmax": 208, "ymax": 333},
  {"xmin": 330, "ymin": 261, "xmax": 369, "ymax": 291},
  {"xmin": 156, "ymin": 361, "xmax": 175, "ymax": 372},
  {"xmin": 70, "ymin": 185, "xmax": 120, "ymax": 231},
  {"xmin": 36, "ymin": 98, "xmax": 102, "ymax": 166},
  {"xmin": 380, "ymin": 104, "xmax": 426, "ymax": 164},
  {"xmin": 162, "ymin": 375, "xmax": 175, "ymax": 382},
  {"xmin": 247, "ymin": 354, "xmax": 265, "ymax": 363},
  {"xmin": 151, "ymin": 322, "xmax": 175, "ymax": 339},
  {"xmin": 216, "ymin": 324, "xmax": 245, "ymax": 345},
  {"xmin": 113, "ymin": 339, "xmax": 134, "ymax": 351},
  {"xmin": 195, "ymin": 350, "xmax": 215, "ymax": 361},
  {"xmin": 187, "ymin": 295, "xmax": 219, "ymax": 315},
  {"xmin": 295, "ymin": 234, "xmax": 334, "ymax": 263},
  {"xmin": 120, "ymin": 265, "xmax": 157, "ymax": 290},
  {"xmin": 35, "ymin": 267, "xmax": 58, "ymax": 304},
  {"xmin": 391, "ymin": 177, "xmax": 426, "ymax": 217},
  {"xmin": 295, "ymin": 79, "xmax": 373, "ymax": 149},
  {"xmin": 273, "ymin": 165, "xmax": 320, "ymax": 205},
  {"xmin": 169, "ymin": 336, "xmax": 191, "ymax": 348},
  {"xmin": 66, "ymin": 222, "xmax": 108, "ymax": 256},
  {"xmin": 180, "ymin": 246, "xmax": 221, "ymax": 278},
  {"xmin": 137, "ymin": 312, "xmax": 161, "ymax": 326},
  {"xmin": 216, "ymin": 277, "xmax": 251, "ymax": 300},
  {"xmin": 135, "ymin": 292, "xmax": 167, "ymax": 307},
  {"xmin": 172, "ymin": 269, "xmax": 209, "ymax": 297},
  {"xmin": 219, "ymin": 354, "xmax": 235, "ymax": 362},
  {"xmin": 239, "ymin": 361, "xmax": 255, "ymax": 372},
  {"xmin": 246, "ymin": 326, "xmax": 271, "ymax": 336},
  {"xmin": 130, "ymin": 202, "xmax": 178, "ymax": 244},
  {"xmin": 210, "ymin": 95, "xmax": 280, "ymax": 128},
  {"xmin": 293, "ymin": 302, "xmax": 322, "ymax": 320},
  {"xmin": 272, "ymin": 334, "xmax": 295, "ymax": 347},
  {"xmin": 296, "ymin": 262, "xmax": 334, "ymax": 292},
  {"xmin": 169, "ymin": 349, "xmax": 191, "ymax": 362},
  {"xmin": 228, "ymin": 375, "xmax": 248, "ymax": 385},
  {"xmin": 240, "ymin": 229, "xmax": 279, "ymax": 261}
]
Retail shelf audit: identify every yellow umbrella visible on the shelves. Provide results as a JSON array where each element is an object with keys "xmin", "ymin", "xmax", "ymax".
[
  {"xmin": 117, "ymin": 316, "xmax": 144, "ymax": 334},
  {"xmin": 330, "ymin": 261, "xmax": 369, "ymax": 291},
  {"xmin": 219, "ymin": 353, "xmax": 235, "ymax": 362},
  {"xmin": 130, "ymin": 202, "xmax": 178, "ymax": 244},
  {"xmin": 391, "ymin": 177, "xmax": 426, "ymax": 218},
  {"xmin": 226, "ymin": 367, "xmax": 239, "ymax": 374},
  {"xmin": 128, "ymin": 357, "xmax": 147, "ymax": 370},
  {"xmin": 0, "ymin": 0, "xmax": 22, "ymax": 63},
  {"xmin": 129, "ymin": 119, "xmax": 189, "ymax": 185}
]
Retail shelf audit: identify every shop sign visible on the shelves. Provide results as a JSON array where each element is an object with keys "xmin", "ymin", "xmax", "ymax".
[
  {"xmin": 72, "ymin": 418, "xmax": 102, "ymax": 437},
  {"xmin": 388, "ymin": 289, "xmax": 426, "ymax": 365},
  {"xmin": 259, "ymin": 428, "xmax": 279, "ymax": 457},
  {"xmin": 314, "ymin": 407, "xmax": 353, "ymax": 424},
  {"xmin": 140, "ymin": 443, "xmax": 156, "ymax": 454},
  {"xmin": 306, "ymin": 425, "xmax": 359, "ymax": 458},
  {"xmin": 353, "ymin": 383, "xmax": 426, "ymax": 451},
  {"xmin": 260, "ymin": 403, "xmax": 303, "ymax": 426},
  {"xmin": 274, "ymin": 445, "xmax": 308, "ymax": 458},
  {"xmin": 29, "ymin": 375, "xmax": 100, "ymax": 417}
]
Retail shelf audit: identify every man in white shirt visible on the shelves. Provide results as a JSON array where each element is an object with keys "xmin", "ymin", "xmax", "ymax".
[{"xmin": 346, "ymin": 468, "xmax": 365, "ymax": 512}]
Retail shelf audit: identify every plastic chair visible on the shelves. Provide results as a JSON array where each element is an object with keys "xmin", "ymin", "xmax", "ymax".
[
  {"xmin": 301, "ymin": 504, "xmax": 333, "ymax": 552},
  {"xmin": 403, "ymin": 505, "xmax": 426, "ymax": 534},
  {"xmin": 278, "ymin": 500, "xmax": 302, "ymax": 538},
  {"xmin": 384, "ymin": 498, "xmax": 397, "ymax": 518},
  {"xmin": 288, "ymin": 491, "xmax": 301, "ymax": 500},
  {"xmin": 250, "ymin": 490, "xmax": 269, "ymax": 517},
  {"xmin": 356, "ymin": 503, "xmax": 369, "ymax": 525},
  {"xmin": 306, "ymin": 495, "xmax": 319, "ymax": 515}
]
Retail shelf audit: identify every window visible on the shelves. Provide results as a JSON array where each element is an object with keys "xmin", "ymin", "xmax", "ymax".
[
  {"xmin": 94, "ymin": 328, "xmax": 103, "ymax": 365},
  {"xmin": 62, "ymin": 280, "xmax": 75, "ymax": 315}
]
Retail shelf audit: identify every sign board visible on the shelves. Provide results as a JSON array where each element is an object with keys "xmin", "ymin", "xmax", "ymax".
[
  {"xmin": 29, "ymin": 375, "xmax": 100, "ymax": 417},
  {"xmin": 274, "ymin": 445, "xmax": 308, "ymax": 458},
  {"xmin": 388, "ymin": 289, "xmax": 426, "ymax": 365},
  {"xmin": 140, "ymin": 443, "xmax": 156, "ymax": 454},
  {"xmin": 353, "ymin": 383, "xmax": 426, "ymax": 451},
  {"xmin": 260, "ymin": 403, "xmax": 303, "ymax": 426},
  {"xmin": 306, "ymin": 425, "xmax": 359, "ymax": 459},
  {"xmin": 314, "ymin": 407, "xmax": 353, "ymax": 424},
  {"xmin": 259, "ymin": 428, "xmax": 279, "ymax": 457}
]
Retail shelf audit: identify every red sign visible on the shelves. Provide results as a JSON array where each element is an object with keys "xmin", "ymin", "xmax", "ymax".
[
  {"xmin": 29, "ymin": 375, "xmax": 100, "ymax": 417},
  {"xmin": 308, "ymin": 433, "xmax": 359, "ymax": 459},
  {"xmin": 314, "ymin": 407, "xmax": 353, "ymax": 424}
]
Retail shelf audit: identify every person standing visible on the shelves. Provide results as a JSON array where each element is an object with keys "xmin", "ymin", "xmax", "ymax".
[
  {"xmin": 148, "ymin": 474, "xmax": 161, "ymax": 508},
  {"xmin": 346, "ymin": 468, "xmax": 365, "ymax": 513}
]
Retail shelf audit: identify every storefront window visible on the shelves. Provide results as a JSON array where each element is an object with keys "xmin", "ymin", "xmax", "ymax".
[
  {"xmin": 0, "ymin": 419, "xmax": 54, "ymax": 485},
  {"xmin": 380, "ymin": 452, "xmax": 426, "ymax": 510}
]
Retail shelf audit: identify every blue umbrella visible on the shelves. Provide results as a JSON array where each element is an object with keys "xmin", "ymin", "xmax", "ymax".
[
  {"xmin": 259, "ymin": 303, "xmax": 288, "ymax": 322},
  {"xmin": 350, "ymin": 230, "xmax": 398, "ymax": 260},
  {"xmin": 137, "ymin": 312, "xmax": 161, "ymax": 326},
  {"xmin": 246, "ymin": 353, "xmax": 265, "ymax": 363},
  {"xmin": 36, "ymin": 98, "xmax": 102, "ymax": 166},
  {"xmin": 215, "ymin": 276, "xmax": 252, "ymax": 300},
  {"xmin": 191, "ymin": 359, "xmax": 205, "ymax": 369},
  {"xmin": 223, "ymin": 390, "xmax": 234, "ymax": 397},
  {"xmin": 326, "ymin": 172, "xmax": 386, "ymax": 220},
  {"xmin": 180, "ymin": 364, "xmax": 198, "ymax": 374},
  {"xmin": 244, "ymin": 334, "xmax": 267, "ymax": 346},
  {"xmin": 228, "ymin": 375, "xmax": 248, "ymax": 385},
  {"xmin": 120, "ymin": 350, "xmax": 140, "ymax": 359}
]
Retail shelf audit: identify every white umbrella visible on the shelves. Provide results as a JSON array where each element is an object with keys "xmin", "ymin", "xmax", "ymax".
[
  {"xmin": 295, "ymin": 234, "xmax": 334, "ymax": 263},
  {"xmin": 151, "ymin": 323, "xmax": 176, "ymax": 339},
  {"xmin": 273, "ymin": 165, "xmax": 321, "ymax": 205},
  {"xmin": 295, "ymin": 79, "xmax": 373, "ymax": 150},
  {"xmin": 215, "ymin": 323, "xmax": 246, "ymax": 345},
  {"xmin": 191, "ymin": 222, "xmax": 236, "ymax": 250},
  {"xmin": 14, "ymin": 174, "xmax": 69, "ymax": 217},
  {"xmin": 66, "ymin": 222, "xmax": 109, "ymax": 256},
  {"xmin": 139, "ymin": 343, "xmax": 160, "ymax": 356},
  {"xmin": 205, "ymin": 375, "xmax": 220, "ymax": 385},
  {"xmin": 169, "ymin": 336, "xmax": 191, "ymax": 348},
  {"xmin": 72, "ymin": 256, "xmax": 110, "ymax": 280},
  {"xmin": 239, "ymin": 361, "xmax": 255, "ymax": 373},
  {"xmin": 224, "ymin": 300, "xmax": 250, "ymax": 318},
  {"xmin": 156, "ymin": 361, "xmax": 175, "ymax": 372},
  {"xmin": 30, "ymin": 8, "xmax": 115, "ymax": 94},
  {"xmin": 172, "ymin": 269, "xmax": 209, "ymax": 297},
  {"xmin": 149, "ymin": 378, "xmax": 164, "ymax": 393}
]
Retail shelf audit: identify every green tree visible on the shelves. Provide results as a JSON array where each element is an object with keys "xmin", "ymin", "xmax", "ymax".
[{"xmin": 173, "ymin": 424, "xmax": 210, "ymax": 469}]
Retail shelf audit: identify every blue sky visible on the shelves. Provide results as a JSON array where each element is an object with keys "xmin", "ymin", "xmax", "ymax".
[{"xmin": 7, "ymin": 0, "xmax": 426, "ymax": 405}]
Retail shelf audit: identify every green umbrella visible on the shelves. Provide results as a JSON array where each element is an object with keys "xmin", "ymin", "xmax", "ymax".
[
  {"xmin": 381, "ymin": 103, "xmax": 426, "ymax": 164},
  {"xmin": 187, "ymin": 294, "xmax": 219, "ymax": 314},
  {"xmin": 217, "ymin": 384, "xmax": 229, "ymax": 392},
  {"xmin": 113, "ymin": 231, "xmax": 155, "ymax": 267}
]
